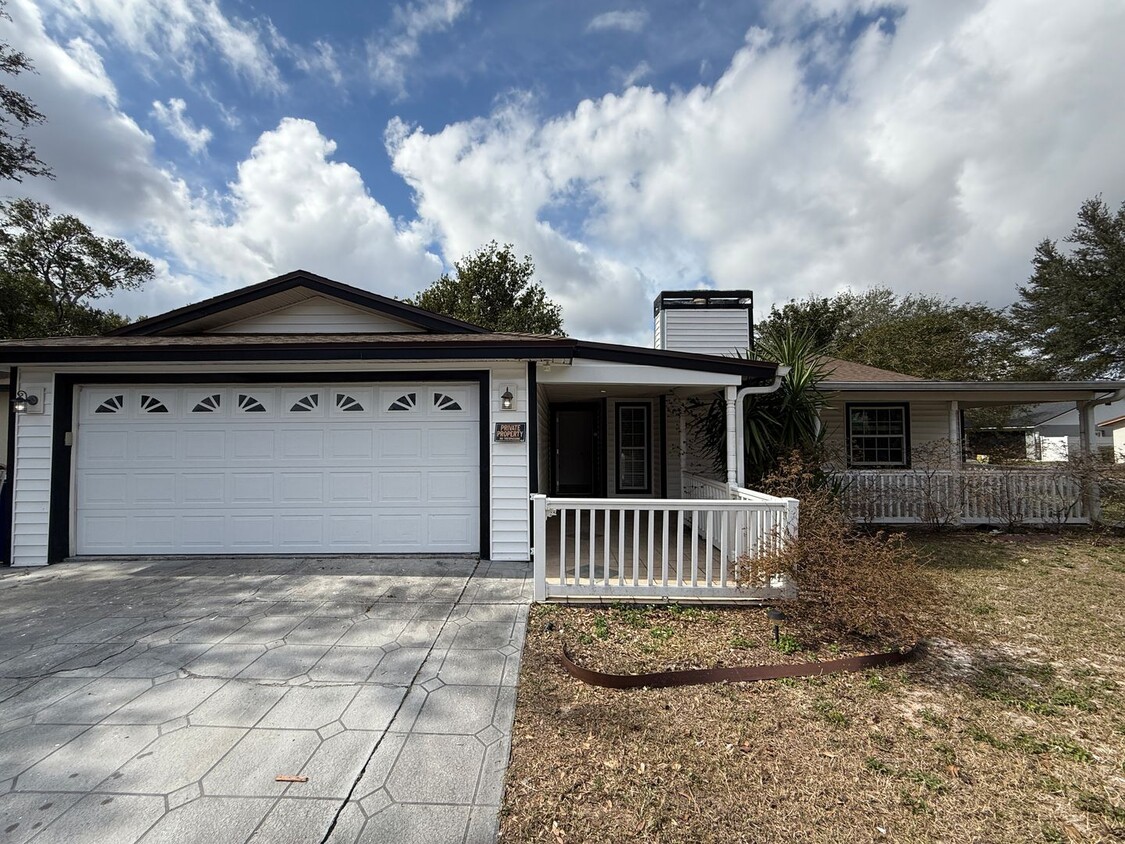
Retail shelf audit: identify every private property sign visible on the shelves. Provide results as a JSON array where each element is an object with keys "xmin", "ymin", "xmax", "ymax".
[{"xmin": 494, "ymin": 422, "xmax": 526, "ymax": 442}]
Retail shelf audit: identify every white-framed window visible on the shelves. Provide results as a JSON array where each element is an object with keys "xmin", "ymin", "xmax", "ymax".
[
  {"xmin": 616, "ymin": 403, "xmax": 651, "ymax": 493},
  {"xmin": 846, "ymin": 403, "xmax": 910, "ymax": 467}
]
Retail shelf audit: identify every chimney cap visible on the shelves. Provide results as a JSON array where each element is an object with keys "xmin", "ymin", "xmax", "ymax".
[{"xmin": 654, "ymin": 289, "xmax": 753, "ymax": 316}]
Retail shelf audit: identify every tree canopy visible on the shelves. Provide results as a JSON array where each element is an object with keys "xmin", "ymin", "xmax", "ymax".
[
  {"xmin": 406, "ymin": 241, "xmax": 564, "ymax": 335},
  {"xmin": 0, "ymin": 198, "xmax": 153, "ymax": 337},
  {"xmin": 1011, "ymin": 196, "xmax": 1125, "ymax": 380},
  {"xmin": 758, "ymin": 288, "xmax": 1026, "ymax": 381},
  {"xmin": 0, "ymin": 1, "xmax": 50, "ymax": 182}
]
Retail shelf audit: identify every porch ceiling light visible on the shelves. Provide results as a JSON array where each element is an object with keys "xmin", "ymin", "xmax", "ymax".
[
  {"xmin": 12, "ymin": 390, "xmax": 38, "ymax": 414},
  {"xmin": 501, "ymin": 386, "xmax": 514, "ymax": 410}
]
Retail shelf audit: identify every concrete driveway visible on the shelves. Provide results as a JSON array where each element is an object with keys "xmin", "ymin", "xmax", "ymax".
[{"xmin": 0, "ymin": 556, "xmax": 531, "ymax": 844}]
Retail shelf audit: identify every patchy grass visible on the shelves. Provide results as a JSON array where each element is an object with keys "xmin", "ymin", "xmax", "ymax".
[{"xmin": 501, "ymin": 532, "xmax": 1125, "ymax": 843}]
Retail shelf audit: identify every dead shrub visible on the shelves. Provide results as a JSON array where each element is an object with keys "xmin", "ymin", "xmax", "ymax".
[{"xmin": 751, "ymin": 451, "xmax": 938, "ymax": 645}]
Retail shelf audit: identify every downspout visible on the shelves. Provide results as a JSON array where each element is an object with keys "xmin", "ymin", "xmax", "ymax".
[{"xmin": 734, "ymin": 365, "xmax": 791, "ymax": 489}]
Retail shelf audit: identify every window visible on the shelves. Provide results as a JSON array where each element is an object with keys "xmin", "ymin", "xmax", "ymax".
[
  {"xmin": 846, "ymin": 403, "xmax": 909, "ymax": 467},
  {"xmin": 616, "ymin": 403, "xmax": 651, "ymax": 494}
]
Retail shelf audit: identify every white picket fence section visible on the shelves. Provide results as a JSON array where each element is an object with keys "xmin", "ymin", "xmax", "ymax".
[
  {"xmin": 839, "ymin": 467, "xmax": 1090, "ymax": 526},
  {"xmin": 531, "ymin": 475, "xmax": 798, "ymax": 602}
]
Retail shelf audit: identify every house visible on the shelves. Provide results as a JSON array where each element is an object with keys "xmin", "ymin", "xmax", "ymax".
[
  {"xmin": 1, "ymin": 271, "xmax": 795, "ymax": 606},
  {"xmin": 816, "ymin": 359, "xmax": 1122, "ymax": 525},
  {"xmin": 1097, "ymin": 414, "xmax": 1125, "ymax": 462}
]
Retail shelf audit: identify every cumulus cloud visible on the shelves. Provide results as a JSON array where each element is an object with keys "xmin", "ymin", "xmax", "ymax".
[
  {"xmin": 368, "ymin": 0, "xmax": 469, "ymax": 96},
  {"xmin": 388, "ymin": 0, "xmax": 1125, "ymax": 340},
  {"xmin": 587, "ymin": 10, "xmax": 650, "ymax": 34},
  {"xmin": 150, "ymin": 98, "xmax": 212, "ymax": 154},
  {"xmin": 45, "ymin": 0, "xmax": 284, "ymax": 92}
]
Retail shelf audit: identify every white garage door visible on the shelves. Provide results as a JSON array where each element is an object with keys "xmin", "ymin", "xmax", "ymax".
[{"xmin": 74, "ymin": 383, "xmax": 480, "ymax": 555}]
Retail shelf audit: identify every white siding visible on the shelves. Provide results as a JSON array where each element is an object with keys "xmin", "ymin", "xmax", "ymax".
[
  {"xmin": 657, "ymin": 310, "xmax": 750, "ymax": 357},
  {"xmin": 489, "ymin": 363, "xmax": 530, "ymax": 561},
  {"xmin": 821, "ymin": 398, "xmax": 954, "ymax": 469},
  {"xmin": 9, "ymin": 361, "xmax": 537, "ymax": 566},
  {"xmin": 10, "ymin": 372, "xmax": 53, "ymax": 566},
  {"xmin": 209, "ymin": 297, "xmax": 425, "ymax": 334}
]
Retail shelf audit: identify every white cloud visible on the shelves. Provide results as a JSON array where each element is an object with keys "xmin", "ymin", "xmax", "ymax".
[
  {"xmin": 46, "ymin": 0, "xmax": 284, "ymax": 92},
  {"xmin": 587, "ymin": 10, "xmax": 650, "ymax": 34},
  {"xmin": 621, "ymin": 60, "xmax": 651, "ymax": 88},
  {"xmin": 368, "ymin": 0, "xmax": 469, "ymax": 97},
  {"xmin": 388, "ymin": 0, "xmax": 1125, "ymax": 340},
  {"xmin": 150, "ymin": 98, "xmax": 212, "ymax": 154},
  {"xmin": 293, "ymin": 39, "xmax": 345, "ymax": 87}
]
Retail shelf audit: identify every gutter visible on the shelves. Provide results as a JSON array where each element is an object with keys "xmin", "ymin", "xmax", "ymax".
[{"xmin": 733, "ymin": 365, "xmax": 791, "ymax": 487}]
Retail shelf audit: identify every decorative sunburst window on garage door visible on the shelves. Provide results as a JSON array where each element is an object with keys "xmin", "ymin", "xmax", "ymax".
[
  {"xmin": 140, "ymin": 394, "xmax": 169, "ymax": 413},
  {"xmin": 95, "ymin": 394, "xmax": 125, "ymax": 413},
  {"xmin": 192, "ymin": 394, "xmax": 222, "ymax": 413},
  {"xmin": 387, "ymin": 392, "xmax": 417, "ymax": 411},
  {"xmin": 237, "ymin": 394, "xmax": 267, "ymax": 413},
  {"xmin": 335, "ymin": 393, "xmax": 365, "ymax": 412},
  {"xmin": 290, "ymin": 393, "xmax": 319, "ymax": 412},
  {"xmin": 433, "ymin": 392, "xmax": 462, "ymax": 411}
]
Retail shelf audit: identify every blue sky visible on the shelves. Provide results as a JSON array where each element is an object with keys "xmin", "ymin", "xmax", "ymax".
[{"xmin": 8, "ymin": 0, "xmax": 1125, "ymax": 344}]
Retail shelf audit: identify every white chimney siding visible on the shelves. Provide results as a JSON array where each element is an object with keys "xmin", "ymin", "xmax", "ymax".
[{"xmin": 653, "ymin": 291, "xmax": 753, "ymax": 357}]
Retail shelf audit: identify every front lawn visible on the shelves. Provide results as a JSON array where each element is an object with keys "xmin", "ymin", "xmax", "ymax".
[{"xmin": 500, "ymin": 532, "xmax": 1125, "ymax": 842}]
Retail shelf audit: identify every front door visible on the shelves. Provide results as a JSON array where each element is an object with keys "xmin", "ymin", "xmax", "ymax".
[{"xmin": 553, "ymin": 404, "xmax": 599, "ymax": 495}]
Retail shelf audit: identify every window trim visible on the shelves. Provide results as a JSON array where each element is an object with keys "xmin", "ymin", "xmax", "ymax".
[
  {"xmin": 845, "ymin": 402, "xmax": 911, "ymax": 469},
  {"xmin": 615, "ymin": 402, "xmax": 652, "ymax": 495}
]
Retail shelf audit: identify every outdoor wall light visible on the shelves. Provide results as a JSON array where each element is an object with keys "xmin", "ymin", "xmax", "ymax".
[
  {"xmin": 500, "ymin": 386, "xmax": 514, "ymax": 410},
  {"xmin": 12, "ymin": 390, "xmax": 39, "ymax": 414}
]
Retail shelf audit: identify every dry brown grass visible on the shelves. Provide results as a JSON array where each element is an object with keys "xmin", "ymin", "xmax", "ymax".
[{"xmin": 500, "ymin": 532, "xmax": 1125, "ymax": 843}]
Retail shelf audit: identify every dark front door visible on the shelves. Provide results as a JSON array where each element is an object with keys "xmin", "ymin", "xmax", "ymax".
[{"xmin": 553, "ymin": 404, "xmax": 599, "ymax": 495}]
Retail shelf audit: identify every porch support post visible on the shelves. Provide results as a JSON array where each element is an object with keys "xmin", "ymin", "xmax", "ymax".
[
  {"xmin": 949, "ymin": 400, "xmax": 962, "ymax": 525},
  {"xmin": 725, "ymin": 386, "xmax": 738, "ymax": 487},
  {"xmin": 531, "ymin": 493, "xmax": 548, "ymax": 601},
  {"xmin": 1077, "ymin": 400, "xmax": 1101, "ymax": 522}
]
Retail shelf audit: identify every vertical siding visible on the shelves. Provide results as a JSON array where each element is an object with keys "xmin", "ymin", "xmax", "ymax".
[
  {"xmin": 11, "ymin": 372, "xmax": 54, "ymax": 566},
  {"xmin": 661, "ymin": 310, "xmax": 750, "ymax": 357},
  {"xmin": 489, "ymin": 363, "xmax": 530, "ymax": 561},
  {"xmin": 821, "ymin": 398, "xmax": 954, "ymax": 468}
]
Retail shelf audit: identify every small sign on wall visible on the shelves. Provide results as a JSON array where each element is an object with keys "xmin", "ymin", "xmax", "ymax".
[{"xmin": 494, "ymin": 422, "xmax": 526, "ymax": 443}]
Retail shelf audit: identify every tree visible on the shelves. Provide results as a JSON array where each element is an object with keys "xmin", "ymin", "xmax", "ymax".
[
  {"xmin": 406, "ymin": 241, "xmax": 564, "ymax": 334},
  {"xmin": 759, "ymin": 287, "xmax": 1026, "ymax": 381},
  {"xmin": 0, "ymin": 1, "xmax": 51, "ymax": 182},
  {"xmin": 1011, "ymin": 196, "xmax": 1125, "ymax": 380},
  {"xmin": 0, "ymin": 198, "xmax": 152, "ymax": 337}
]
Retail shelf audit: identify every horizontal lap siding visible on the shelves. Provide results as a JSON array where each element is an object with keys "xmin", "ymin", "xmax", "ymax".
[
  {"xmin": 210, "ymin": 299, "xmax": 422, "ymax": 334},
  {"xmin": 821, "ymin": 399, "xmax": 953, "ymax": 467},
  {"xmin": 660, "ymin": 310, "xmax": 750, "ymax": 357},
  {"xmin": 490, "ymin": 363, "xmax": 530, "ymax": 561},
  {"xmin": 11, "ymin": 372, "xmax": 53, "ymax": 566}
]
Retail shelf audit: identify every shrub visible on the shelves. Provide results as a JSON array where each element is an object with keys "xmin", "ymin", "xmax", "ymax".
[{"xmin": 749, "ymin": 451, "xmax": 938, "ymax": 644}]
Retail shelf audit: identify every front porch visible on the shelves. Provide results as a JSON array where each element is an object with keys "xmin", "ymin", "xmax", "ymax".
[{"xmin": 531, "ymin": 474, "xmax": 798, "ymax": 603}]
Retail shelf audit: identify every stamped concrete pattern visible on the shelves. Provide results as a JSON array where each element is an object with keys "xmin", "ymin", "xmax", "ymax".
[{"xmin": 0, "ymin": 557, "xmax": 531, "ymax": 844}]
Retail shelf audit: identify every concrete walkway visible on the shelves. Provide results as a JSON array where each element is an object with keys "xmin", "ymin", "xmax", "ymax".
[{"xmin": 0, "ymin": 556, "xmax": 531, "ymax": 844}]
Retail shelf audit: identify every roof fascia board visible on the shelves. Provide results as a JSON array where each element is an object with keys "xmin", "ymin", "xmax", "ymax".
[
  {"xmin": 112, "ymin": 271, "xmax": 489, "ymax": 336},
  {"xmin": 539, "ymin": 359, "xmax": 740, "ymax": 387},
  {"xmin": 572, "ymin": 340, "xmax": 776, "ymax": 379},
  {"xmin": 0, "ymin": 340, "xmax": 574, "ymax": 365},
  {"xmin": 826, "ymin": 381, "xmax": 1122, "ymax": 392}
]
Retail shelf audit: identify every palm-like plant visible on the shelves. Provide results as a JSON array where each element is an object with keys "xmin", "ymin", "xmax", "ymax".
[{"xmin": 693, "ymin": 327, "xmax": 831, "ymax": 486}]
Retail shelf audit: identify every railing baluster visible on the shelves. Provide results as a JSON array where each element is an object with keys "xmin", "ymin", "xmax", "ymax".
[
  {"xmin": 675, "ymin": 509, "xmax": 684, "ymax": 587},
  {"xmin": 603, "ymin": 509, "xmax": 611, "ymax": 588},
  {"xmin": 631, "ymin": 509, "xmax": 640, "ymax": 587},
  {"xmin": 618, "ymin": 509, "xmax": 626, "ymax": 587},
  {"xmin": 588, "ymin": 506, "xmax": 597, "ymax": 586},
  {"xmin": 646, "ymin": 509, "xmax": 655, "ymax": 587},
  {"xmin": 573, "ymin": 508, "xmax": 582, "ymax": 585},
  {"xmin": 705, "ymin": 510, "xmax": 714, "ymax": 586},
  {"xmin": 690, "ymin": 509, "xmax": 698, "ymax": 587},
  {"xmin": 661, "ymin": 509, "xmax": 670, "ymax": 587},
  {"xmin": 560, "ymin": 508, "xmax": 568, "ymax": 586}
]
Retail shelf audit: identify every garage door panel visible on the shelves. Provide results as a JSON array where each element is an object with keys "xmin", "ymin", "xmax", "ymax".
[
  {"xmin": 182, "ymin": 474, "xmax": 225, "ymax": 504},
  {"xmin": 75, "ymin": 383, "xmax": 480, "ymax": 555},
  {"xmin": 376, "ymin": 471, "xmax": 421, "ymax": 503},
  {"xmin": 135, "ymin": 473, "xmax": 176, "ymax": 504}
]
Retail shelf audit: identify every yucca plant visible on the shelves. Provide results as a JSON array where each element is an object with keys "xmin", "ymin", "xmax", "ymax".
[{"xmin": 693, "ymin": 327, "xmax": 832, "ymax": 487}]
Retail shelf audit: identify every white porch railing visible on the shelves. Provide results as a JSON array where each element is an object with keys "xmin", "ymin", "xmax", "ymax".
[
  {"xmin": 531, "ymin": 475, "xmax": 798, "ymax": 602},
  {"xmin": 838, "ymin": 467, "xmax": 1090, "ymax": 526}
]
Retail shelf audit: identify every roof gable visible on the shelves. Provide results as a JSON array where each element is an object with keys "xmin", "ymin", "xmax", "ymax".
[{"xmin": 112, "ymin": 270, "xmax": 488, "ymax": 336}]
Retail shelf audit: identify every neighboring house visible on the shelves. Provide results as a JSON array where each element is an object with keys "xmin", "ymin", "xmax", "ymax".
[
  {"xmin": 815, "ymin": 359, "xmax": 1122, "ymax": 524},
  {"xmin": 1, "ymin": 271, "xmax": 795, "ymax": 608},
  {"xmin": 1097, "ymin": 414, "xmax": 1125, "ymax": 462}
]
